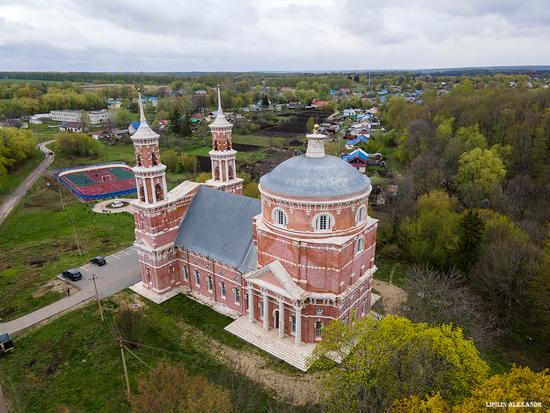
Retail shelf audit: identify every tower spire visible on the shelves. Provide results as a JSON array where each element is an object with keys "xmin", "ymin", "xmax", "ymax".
[
  {"xmin": 138, "ymin": 88, "xmax": 146, "ymax": 122},
  {"xmin": 217, "ymin": 84, "xmax": 223, "ymax": 114}
]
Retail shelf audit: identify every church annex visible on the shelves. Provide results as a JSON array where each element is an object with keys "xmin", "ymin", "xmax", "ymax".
[{"xmin": 129, "ymin": 88, "xmax": 378, "ymax": 370}]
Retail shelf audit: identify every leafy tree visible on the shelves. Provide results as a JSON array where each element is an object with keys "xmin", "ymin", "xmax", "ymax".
[
  {"xmin": 80, "ymin": 110, "xmax": 91, "ymax": 132},
  {"xmin": 400, "ymin": 190, "xmax": 461, "ymax": 268},
  {"xmin": 306, "ymin": 116, "xmax": 316, "ymax": 132},
  {"xmin": 392, "ymin": 394, "xmax": 448, "ymax": 413},
  {"xmin": 456, "ymin": 209, "xmax": 485, "ymax": 273},
  {"xmin": 113, "ymin": 107, "xmax": 131, "ymax": 127},
  {"xmin": 180, "ymin": 153, "xmax": 197, "ymax": 173},
  {"xmin": 169, "ymin": 108, "xmax": 182, "ymax": 134},
  {"xmin": 314, "ymin": 315, "xmax": 488, "ymax": 412},
  {"xmin": 261, "ymin": 94, "xmax": 270, "ymax": 108},
  {"xmin": 455, "ymin": 124, "xmax": 486, "ymax": 150},
  {"xmin": 55, "ymin": 132, "xmax": 102, "ymax": 159},
  {"xmin": 455, "ymin": 367, "xmax": 550, "ymax": 412},
  {"xmin": 243, "ymin": 182, "xmax": 260, "ymax": 198},
  {"xmin": 457, "ymin": 147, "xmax": 506, "ymax": 206},
  {"xmin": 129, "ymin": 361, "xmax": 232, "ymax": 413},
  {"xmin": 0, "ymin": 127, "xmax": 36, "ymax": 181},
  {"xmin": 162, "ymin": 149, "xmax": 180, "ymax": 173}
]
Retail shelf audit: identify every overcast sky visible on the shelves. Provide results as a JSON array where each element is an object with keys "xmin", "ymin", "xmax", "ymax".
[{"xmin": 0, "ymin": 0, "xmax": 549, "ymax": 72}]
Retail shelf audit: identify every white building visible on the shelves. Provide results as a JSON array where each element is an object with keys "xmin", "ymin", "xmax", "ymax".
[
  {"xmin": 89, "ymin": 109, "xmax": 109, "ymax": 124},
  {"xmin": 50, "ymin": 110, "xmax": 81, "ymax": 123},
  {"xmin": 50, "ymin": 109, "xmax": 109, "ymax": 125}
]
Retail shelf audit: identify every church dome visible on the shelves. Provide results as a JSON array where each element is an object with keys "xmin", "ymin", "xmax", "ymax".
[{"xmin": 260, "ymin": 154, "xmax": 371, "ymax": 198}]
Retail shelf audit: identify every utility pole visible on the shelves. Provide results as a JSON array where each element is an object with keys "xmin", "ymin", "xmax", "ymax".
[
  {"xmin": 119, "ymin": 339, "xmax": 131, "ymax": 397},
  {"xmin": 91, "ymin": 273, "xmax": 104, "ymax": 321}
]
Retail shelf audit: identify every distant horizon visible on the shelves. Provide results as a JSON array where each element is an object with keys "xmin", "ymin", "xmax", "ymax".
[{"xmin": 2, "ymin": 65, "xmax": 550, "ymax": 75}]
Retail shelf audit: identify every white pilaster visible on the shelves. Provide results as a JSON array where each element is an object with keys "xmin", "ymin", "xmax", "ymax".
[
  {"xmin": 162, "ymin": 174, "xmax": 167, "ymax": 196},
  {"xmin": 151, "ymin": 178, "xmax": 157, "ymax": 203},
  {"xmin": 224, "ymin": 159, "xmax": 229, "ymax": 182},
  {"xmin": 278, "ymin": 298, "xmax": 285, "ymax": 338},
  {"xmin": 211, "ymin": 159, "xmax": 215, "ymax": 180},
  {"xmin": 262, "ymin": 292, "xmax": 269, "ymax": 331},
  {"xmin": 295, "ymin": 304, "xmax": 302, "ymax": 346},
  {"xmin": 248, "ymin": 285, "xmax": 254, "ymax": 323}
]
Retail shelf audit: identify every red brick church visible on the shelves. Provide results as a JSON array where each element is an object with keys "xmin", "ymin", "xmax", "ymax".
[{"xmin": 130, "ymin": 88, "xmax": 378, "ymax": 370}]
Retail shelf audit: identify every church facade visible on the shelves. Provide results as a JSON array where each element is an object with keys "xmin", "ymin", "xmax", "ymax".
[{"xmin": 130, "ymin": 88, "xmax": 378, "ymax": 370}]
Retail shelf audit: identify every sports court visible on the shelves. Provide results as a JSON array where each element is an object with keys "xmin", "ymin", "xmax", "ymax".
[{"xmin": 57, "ymin": 164, "xmax": 136, "ymax": 201}]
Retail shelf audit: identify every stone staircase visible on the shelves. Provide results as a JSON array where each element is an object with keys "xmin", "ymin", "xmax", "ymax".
[{"xmin": 224, "ymin": 316, "xmax": 315, "ymax": 372}]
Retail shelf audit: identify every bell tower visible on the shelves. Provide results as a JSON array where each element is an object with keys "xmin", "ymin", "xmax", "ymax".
[
  {"xmin": 205, "ymin": 85, "xmax": 243, "ymax": 194},
  {"xmin": 130, "ymin": 89, "xmax": 198, "ymax": 297},
  {"xmin": 131, "ymin": 90, "xmax": 168, "ymax": 203}
]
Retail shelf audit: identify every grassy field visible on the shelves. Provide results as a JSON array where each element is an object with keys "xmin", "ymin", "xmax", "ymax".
[
  {"xmin": 0, "ymin": 175, "xmax": 135, "ymax": 321},
  {"xmin": 0, "ymin": 149, "xmax": 43, "ymax": 202},
  {"xmin": 29, "ymin": 124, "xmax": 60, "ymax": 142},
  {"xmin": 233, "ymin": 134, "xmax": 287, "ymax": 147},
  {"xmin": 0, "ymin": 293, "xmax": 306, "ymax": 413}
]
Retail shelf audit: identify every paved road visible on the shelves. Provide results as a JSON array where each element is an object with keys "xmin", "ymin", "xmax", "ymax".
[
  {"xmin": 0, "ymin": 246, "xmax": 140, "ymax": 335},
  {"xmin": 0, "ymin": 140, "xmax": 55, "ymax": 226}
]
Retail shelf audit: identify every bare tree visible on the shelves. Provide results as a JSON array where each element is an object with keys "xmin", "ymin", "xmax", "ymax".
[{"xmin": 401, "ymin": 265, "xmax": 496, "ymax": 348}]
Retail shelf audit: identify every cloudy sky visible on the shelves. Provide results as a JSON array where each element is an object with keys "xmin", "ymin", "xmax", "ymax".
[{"xmin": 0, "ymin": 0, "xmax": 549, "ymax": 72}]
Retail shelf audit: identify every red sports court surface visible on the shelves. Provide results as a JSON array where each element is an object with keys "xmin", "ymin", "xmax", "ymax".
[{"xmin": 58, "ymin": 165, "xmax": 136, "ymax": 201}]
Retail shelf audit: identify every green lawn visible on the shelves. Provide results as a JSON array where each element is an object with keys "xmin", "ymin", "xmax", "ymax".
[
  {"xmin": 233, "ymin": 134, "xmax": 286, "ymax": 148},
  {"xmin": 0, "ymin": 294, "xmax": 305, "ymax": 413},
  {"xmin": 0, "ymin": 175, "xmax": 135, "ymax": 321},
  {"xmin": 374, "ymin": 257, "xmax": 408, "ymax": 287},
  {"xmin": 29, "ymin": 124, "xmax": 59, "ymax": 143}
]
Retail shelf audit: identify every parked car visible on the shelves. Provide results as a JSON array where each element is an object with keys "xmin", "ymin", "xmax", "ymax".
[
  {"xmin": 62, "ymin": 269, "xmax": 82, "ymax": 281},
  {"xmin": 90, "ymin": 256, "xmax": 106, "ymax": 266},
  {"xmin": 0, "ymin": 333, "xmax": 14, "ymax": 355}
]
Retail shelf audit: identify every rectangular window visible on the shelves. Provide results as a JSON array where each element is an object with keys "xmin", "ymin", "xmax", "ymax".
[
  {"xmin": 259, "ymin": 302, "xmax": 264, "ymax": 318},
  {"xmin": 221, "ymin": 282, "xmax": 226, "ymax": 298},
  {"xmin": 315, "ymin": 321, "xmax": 323, "ymax": 338},
  {"xmin": 233, "ymin": 288, "xmax": 240, "ymax": 304},
  {"xmin": 207, "ymin": 276, "xmax": 213, "ymax": 292},
  {"xmin": 291, "ymin": 315, "xmax": 296, "ymax": 333},
  {"xmin": 195, "ymin": 270, "xmax": 200, "ymax": 286},
  {"xmin": 182, "ymin": 266, "xmax": 189, "ymax": 280}
]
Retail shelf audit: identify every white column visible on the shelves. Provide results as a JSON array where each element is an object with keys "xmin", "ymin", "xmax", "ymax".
[
  {"xmin": 211, "ymin": 159, "xmax": 215, "ymax": 180},
  {"xmin": 248, "ymin": 285, "xmax": 254, "ymax": 323},
  {"xmin": 135, "ymin": 179, "xmax": 141, "ymax": 201},
  {"xmin": 278, "ymin": 298, "xmax": 285, "ymax": 338},
  {"xmin": 262, "ymin": 292, "xmax": 269, "ymax": 331},
  {"xmin": 162, "ymin": 174, "xmax": 167, "ymax": 196},
  {"xmin": 143, "ymin": 178, "xmax": 150, "ymax": 203},
  {"xmin": 224, "ymin": 160, "xmax": 229, "ymax": 182},
  {"xmin": 151, "ymin": 178, "xmax": 157, "ymax": 203},
  {"xmin": 295, "ymin": 304, "xmax": 302, "ymax": 346}
]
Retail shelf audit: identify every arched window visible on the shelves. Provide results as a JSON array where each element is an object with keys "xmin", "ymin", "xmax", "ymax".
[
  {"xmin": 152, "ymin": 152, "xmax": 159, "ymax": 166},
  {"xmin": 355, "ymin": 236, "xmax": 365, "ymax": 255},
  {"xmin": 272, "ymin": 208, "xmax": 288, "ymax": 227},
  {"xmin": 355, "ymin": 205, "xmax": 367, "ymax": 226},
  {"xmin": 155, "ymin": 183, "xmax": 163, "ymax": 201},
  {"xmin": 313, "ymin": 213, "xmax": 333, "ymax": 231},
  {"xmin": 136, "ymin": 154, "xmax": 142, "ymax": 166}
]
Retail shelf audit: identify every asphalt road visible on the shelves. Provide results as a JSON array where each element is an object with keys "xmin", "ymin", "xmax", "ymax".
[
  {"xmin": 0, "ymin": 246, "xmax": 140, "ymax": 335},
  {"xmin": 0, "ymin": 140, "xmax": 55, "ymax": 226}
]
